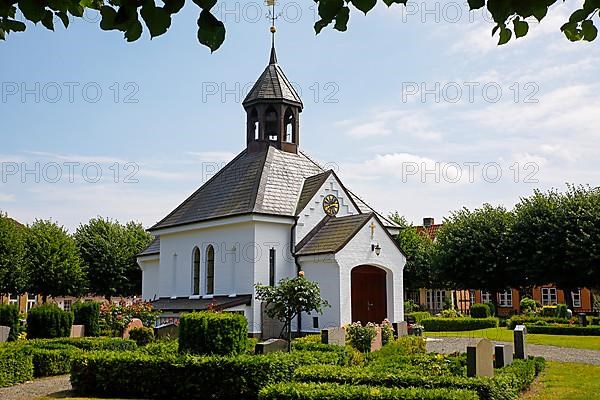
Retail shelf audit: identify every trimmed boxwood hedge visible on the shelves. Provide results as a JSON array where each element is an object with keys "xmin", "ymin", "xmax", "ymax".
[
  {"xmin": 0, "ymin": 346, "xmax": 34, "ymax": 388},
  {"xmin": 179, "ymin": 312, "xmax": 248, "ymax": 356},
  {"xmin": 259, "ymin": 382, "xmax": 480, "ymax": 400},
  {"xmin": 70, "ymin": 350, "xmax": 348, "ymax": 400},
  {"xmin": 73, "ymin": 301, "xmax": 101, "ymax": 337},
  {"xmin": 27, "ymin": 347, "xmax": 82, "ymax": 377},
  {"xmin": 421, "ymin": 318, "xmax": 498, "ymax": 332},
  {"xmin": 0, "ymin": 303, "xmax": 20, "ymax": 341},
  {"xmin": 506, "ymin": 316, "xmax": 569, "ymax": 330},
  {"xmin": 26, "ymin": 304, "xmax": 74, "ymax": 339},
  {"xmin": 129, "ymin": 326, "xmax": 155, "ymax": 346},
  {"xmin": 592, "ymin": 317, "xmax": 600, "ymax": 326},
  {"xmin": 524, "ymin": 325, "xmax": 600, "ymax": 336},
  {"xmin": 406, "ymin": 312, "xmax": 432, "ymax": 324},
  {"xmin": 470, "ymin": 304, "xmax": 491, "ymax": 319}
]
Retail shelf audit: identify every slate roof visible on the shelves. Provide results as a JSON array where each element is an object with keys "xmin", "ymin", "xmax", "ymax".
[
  {"xmin": 295, "ymin": 170, "xmax": 333, "ymax": 214},
  {"xmin": 296, "ymin": 213, "xmax": 373, "ymax": 256},
  {"xmin": 242, "ymin": 51, "xmax": 303, "ymax": 108},
  {"xmin": 139, "ymin": 237, "xmax": 160, "ymax": 256},
  {"xmin": 150, "ymin": 294, "xmax": 252, "ymax": 312}
]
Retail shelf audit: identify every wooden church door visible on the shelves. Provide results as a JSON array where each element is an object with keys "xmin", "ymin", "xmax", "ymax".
[{"xmin": 351, "ymin": 265, "xmax": 387, "ymax": 324}]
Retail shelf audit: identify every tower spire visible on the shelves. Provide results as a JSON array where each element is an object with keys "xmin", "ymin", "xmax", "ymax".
[{"xmin": 267, "ymin": 0, "xmax": 278, "ymax": 64}]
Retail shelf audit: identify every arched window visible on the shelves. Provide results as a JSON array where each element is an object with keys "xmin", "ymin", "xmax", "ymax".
[
  {"xmin": 249, "ymin": 108, "xmax": 259, "ymax": 140},
  {"xmin": 192, "ymin": 247, "xmax": 200, "ymax": 295},
  {"xmin": 265, "ymin": 106, "xmax": 278, "ymax": 141},
  {"xmin": 284, "ymin": 108, "xmax": 294, "ymax": 143},
  {"xmin": 206, "ymin": 245, "xmax": 215, "ymax": 295}
]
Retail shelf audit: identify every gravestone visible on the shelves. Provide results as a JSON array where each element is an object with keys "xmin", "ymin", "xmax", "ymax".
[
  {"xmin": 567, "ymin": 309, "xmax": 573, "ymax": 319},
  {"xmin": 0, "ymin": 326, "xmax": 10, "ymax": 342},
  {"xmin": 155, "ymin": 323, "xmax": 178, "ymax": 339},
  {"xmin": 70, "ymin": 325, "xmax": 85, "ymax": 338},
  {"xmin": 371, "ymin": 327, "xmax": 383, "ymax": 352},
  {"xmin": 467, "ymin": 339, "xmax": 494, "ymax": 377},
  {"xmin": 255, "ymin": 338, "xmax": 288, "ymax": 354},
  {"xmin": 578, "ymin": 313, "xmax": 588, "ymax": 327},
  {"xmin": 514, "ymin": 325, "xmax": 527, "ymax": 359},
  {"xmin": 321, "ymin": 327, "xmax": 346, "ymax": 346},
  {"xmin": 494, "ymin": 344, "xmax": 513, "ymax": 368},
  {"xmin": 122, "ymin": 318, "xmax": 144, "ymax": 339},
  {"xmin": 393, "ymin": 321, "xmax": 408, "ymax": 338},
  {"xmin": 405, "ymin": 315, "xmax": 416, "ymax": 325}
]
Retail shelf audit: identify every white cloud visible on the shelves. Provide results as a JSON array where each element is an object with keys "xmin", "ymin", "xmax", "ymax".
[{"xmin": 0, "ymin": 194, "xmax": 16, "ymax": 202}]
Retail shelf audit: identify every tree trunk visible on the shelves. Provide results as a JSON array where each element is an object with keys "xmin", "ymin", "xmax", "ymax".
[
  {"xmin": 286, "ymin": 320, "xmax": 292, "ymax": 352},
  {"xmin": 563, "ymin": 287, "xmax": 573, "ymax": 309}
]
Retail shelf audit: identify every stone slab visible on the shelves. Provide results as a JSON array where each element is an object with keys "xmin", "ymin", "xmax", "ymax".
[
  {"xmin": 255, "ymin": 338, "xmax": 288, "ymax": 354},
  {"xmin": 495, "ymin": 344, "xmax": 514, "ymax": 368},
  {"xmin": 0, "ymin": 326, "xmax": 10, "ymax": 342},
  {"xmin": 122, "ymin": 318, "xmax": 144, "ymax": 339},
  {"xmin": 371, "ymin": 327, "xmax": 382, "ymax": 352},
  {"xmin": 514, "ymin": 325, "xmax": 527, "ymax": 359},
  {"xmin": 154, "ymin": 323, "xmax": 179, "ymax": 339},
  {"xmin": 70, "ymin": 325, "xmax": 85, "ymax": 338},
  {"xmin": 393, "ymin": 321, "xmax": 408, "ymax": 338},
  {"xmin": 321, "ymin": 327, "xmax": 346, "ymax": 346},
  {"xmin": 467, "ymin": 338, "xmax": 494, "ymax": 377}
]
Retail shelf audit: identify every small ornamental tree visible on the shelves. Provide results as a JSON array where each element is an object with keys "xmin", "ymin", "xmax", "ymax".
[{"xmin": 255, "ymin": 274, "xmax": 329, "ymax": 352}]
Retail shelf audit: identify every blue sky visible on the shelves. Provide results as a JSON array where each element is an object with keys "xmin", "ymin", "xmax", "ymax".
[{"xmin": 1, "ymin": 0, "xmax": 599, "ymax": 231}]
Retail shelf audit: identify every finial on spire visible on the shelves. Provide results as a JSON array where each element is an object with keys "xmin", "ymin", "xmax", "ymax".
[{"xmin": 266, "ymin": 0, "xmax": 280, "ymax": 64}]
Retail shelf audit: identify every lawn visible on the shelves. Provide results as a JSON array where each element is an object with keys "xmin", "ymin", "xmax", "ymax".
[
  {"xmin": 425, "ymin": 327, "xmax": 600, "ymax": 350},
  {"xmin": 521, "ymin": 361, "xmax": 600, "ymax": 400}
]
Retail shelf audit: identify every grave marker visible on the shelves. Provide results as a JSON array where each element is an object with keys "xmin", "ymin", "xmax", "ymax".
[
  {"xmin": 467, "ymin": 339, "xmax": 494, "ymax": 377},
  {"xmin": 514, "ymin": 325, "xmax": 527, "ymax": 359}
]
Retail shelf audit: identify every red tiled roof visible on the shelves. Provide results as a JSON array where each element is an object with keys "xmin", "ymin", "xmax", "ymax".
[{"xmin": 416, "ymin": 224, "xmax": 443, "ymax": 240}]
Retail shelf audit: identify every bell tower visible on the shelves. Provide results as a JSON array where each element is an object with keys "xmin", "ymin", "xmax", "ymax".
[{"xmin": 242, "ymin": 1, "xmax": 303, "ymax": 154}]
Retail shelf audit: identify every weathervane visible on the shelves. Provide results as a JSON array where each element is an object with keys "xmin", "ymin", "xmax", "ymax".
[{"xmin": 265, "ymin": 0, "xmax": 282, "ymax": 49}]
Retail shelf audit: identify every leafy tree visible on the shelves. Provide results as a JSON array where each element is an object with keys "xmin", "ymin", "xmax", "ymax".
[
  {"xmin": 75, "ymin": 217, "xmax": 153, "ymax": 299},
  {"xmin": 255, "ymin": 274, "xmax": 329, "ymax": 351},
  {"xmin": 25, "ymin": 219, "xmax": 86, "ymax": 302},
  {"xmin": 433, "ymin": 204, "xmax": 516, "ymax": 309},
  {"xmin": 389, "ymin": 212, "xmax": 435, "ymax": 290},
  {"xmin": 0, "ymin": 212, "xmax": 28, "ymax": 296},
  {"xmin": 1, "ymin": 0, "xmax": 597, "ymax": 51}
]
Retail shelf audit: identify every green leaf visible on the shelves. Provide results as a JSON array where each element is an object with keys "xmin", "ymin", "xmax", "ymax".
[
  {"xmin": 333, "ymin": 6, "xmax": 350, "ymax": 32},
  {"xmin": 383, "ymin": 0, "xmax": 407, "ymax": 5},
  {"xmin": 18, "ymin": 0, "xmax": 45, "ymax": 23},
  {"xmin": 531, "ymin": 5, "xmax": 548, "ymax": 22},
  {"xmin": 314, "ymin": 18, "xmax": 332, "ymax": 34},
  {"xmin": 125, "ymin": 18, "xmax": 142, "ymax": 41},
  {"xmin": 582, "ymin": 20, "xmax": 598, "ymax": 41},
  {"xmin": 68, "ymin": 3, "xmax": 84, "ymax": 17},
  {"xmin": 561, "ymin": 21, "xmax": 583, "ymax": 41},
  {"xmin": 350, "ymin": 0, "xmax": 377, "ymax": 14},
  {"xmin": 492, "ymin": 24, "xmax": 500, "ymax": 36},
  {"xmin": 100, "ymin": 6, "xmax": 117, "ymax": 30},
  {"xmin": 467, "ymin": 0, "xmax": 485, "ymax": 10},
  {"xmin": 192, "ymin": 0, "xmax": 217, "ymax": 11},
  {"xmin": 4, "ymin": 19, "xmax": 27, "ymax": 32},
  {"xmin": 141, "ymin": 4, "xmax": 171, "ymax": 38},
  {"xmin": 569, "ymin": 9, "xmax": 588, "ymax": 23},
  {"xmin": 498, "ymin": 26, "xmax": 512, "ymax": 45},
  {"xmin": 41, "ymin": 9, "xmax": 54, "ymax": 30},
  {"xmin": 513, "ymin": 19, "xmax": 529, "ymax": 38},
  {"xmin": 319, "ymin": 0, "xmax": 344, "ymax": 21},
  {"xmin": 56, "ymin": 11, "xmax": 69, "ymax": 28},
  {"xmin": 197, "ymin": 9, "xmax": 225, "ymax": 52},
  {"xmin": 0, "ymin": 28, "xmax": 5, "ymax": 40},
  {"xmin": 163, "ymin": 0, "xmax": 184, "ymax": 14}
]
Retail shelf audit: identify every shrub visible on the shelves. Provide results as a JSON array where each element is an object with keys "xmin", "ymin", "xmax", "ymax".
[
  {"xmin": 27, "ymin": 347, "xmax": 82, "ymax": 377},
  {"xmin": 524, "ymin": 325, "xmax": 600, "ymax": 336},
  {"xmin": 421, "ymin": 318, "xmax": 498, "ymax": 332},
  {"xmin": 72, "ymin": 301, "xmax": 100, "ymax": 337},
  {"xmin": 0, "ymin": 346, "xmax": 34, "ymax": 387},
  {"xmin": 592, "ymin": 317, "xmax": 600, "ymax": 326},
  {"xmin": 519, "ymin": 297, "xmax": 537, "ymax": 313},
  {"xmin": 179, "ymin": 312, "xmax": 248, "ymax": 356},
  {"xmin": 139, "ymin": 339, "xmax": 179, "ymax": 356},
  {"xmin": 442, "ymin": 309, "xmax": 460, "ymax": 318},
  {"xmin": 404, "ymin": 299, "xmax": 420, "ymax": 313},
  {"xmin": 406, "ymin": 312, "xmax": 431, "ymax": 324},
  {"xmin": 541, "ymin": 306, "xmax": 557, "ymax": 317},
  {"xmin": 99, "ymin": 301, "xmax": 159, "ymax": 335},
  {"xmin": 381, "ymin": 320, "xmax": 395, "ymax": 346},
  {"xmin": 506, "ymin": 316, "xmax": 569, "ymax": 330},
  {"xmin": 44, "ymin": 337, "xmax": 138, "ymax": 351},
  {"xmin": 346, "ymin": 322, "xmax": 377, "ymax": 353},
  {"xmin": 0, "ymin": 303, "xmax": 19, "ymax": 341},
  {"xmin": 71, "ymin": 350, "xmax": 345, "ymax": 399},
  {"xmin": 259, "ymin": 382, "xmax": 479, "ymax": 400},
  {"xmin": 556, "ymin": 304, "xmax": 568, "ymax": 319},
  {"xmin": 470, "ymin": 304, "xmax": 490, "ymax": 319},
  {"xmin": 372, "ymin": 336, "xmax": 426, "ymax": 359},
  {"xmin": 484, "ymin": 302, "xmax": 496, "ymax": 317},
  {"xmin": 129, "ymin": 326, "xmax": 154, "ymax": 346},
  {"xmin": 294, "ymin": 334, "xmax": 322, "ymax": 344},
  {"xmin": 26, "ymin": 304, "xmax": 74, "ymax": 339}
]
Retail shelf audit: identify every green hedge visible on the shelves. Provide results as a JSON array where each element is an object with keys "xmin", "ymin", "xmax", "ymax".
[
  {"xmin": 259, "ymin": 382, "xmax": 479, "ymax": 400},
  {"xmin": 73, "ymin": 301, "xmax": 100, "ymax": 337},
  {"xmin": 27, "ymin": 347, "xmax": 82, "ymax": 377},
  {"xmin": 0, "ymin": 303, "xmax": 19, "ymax": 341},
  {"xmin": 26, "ymin": 304, "xmax": 74, "ymax": 339},
  {"xmin": 129, "ymin": 326, "xmax": 154, "ymax": 346},
  {"xmin": 293, "ymin": 358, "xmax": 545, "ymax": 400},
  {"xmin": 470, "ymin": 304, "xmax": 490, "ymax": 319},
  {"xmin": 0, "ymin": 346, "xmax": 34, "ymax": 387},
  {"xmin": 31, "ymin": 337, "xmax": 138, "ymax": 352},
  {"xmin": 421, "ymin": 318, "xmax": 498, "ymax": 332},
  {"xmin": 179, "ymin": 312, "xmax": 248, "ymax": 356},
  {"xmin": 524, "ymin": 325, "xmax": 600, "ymax": 336},
  {"xmin": 71, "ymin": 350, "xmax": 346, "ymax": 400},
  {"xmin": 592, "ymin": 317, "xmax": 600, "ymax": 326},
  {"xmin": 406, "ymin": 312, "xmax": 432, "ymax": 324},
  {"xmin": 506, "ymin": 316, "xmax": 569, "ymax": 330}
]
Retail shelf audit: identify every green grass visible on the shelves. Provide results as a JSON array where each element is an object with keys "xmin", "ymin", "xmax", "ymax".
[
  {"xmin": 425, "ymin": 327, "xmax": 600, "ymax": 350},
  {"xmin": 521, "ymin": 361, "xmax": 600, "ymax": 400}
]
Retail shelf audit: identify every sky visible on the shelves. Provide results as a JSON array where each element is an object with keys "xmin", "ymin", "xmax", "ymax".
[{"xmin": 1, "ymin": 0, "xmax": 599, "ymax": 231}]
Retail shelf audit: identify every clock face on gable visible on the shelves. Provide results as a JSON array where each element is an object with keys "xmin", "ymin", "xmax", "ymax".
[{"xmin": 323, "ymin": 194, "xmax": 340, "ymax": 217}]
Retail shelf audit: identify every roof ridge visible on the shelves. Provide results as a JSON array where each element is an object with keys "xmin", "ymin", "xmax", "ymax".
[{"xmin": 252, "ymin": 146, "xmax": 274, "ymax": 212}]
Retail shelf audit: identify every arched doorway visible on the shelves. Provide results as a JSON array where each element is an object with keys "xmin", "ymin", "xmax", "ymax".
[{"xmin": 351, "ymin": 265, "xmax": 387, "ymax": 324}]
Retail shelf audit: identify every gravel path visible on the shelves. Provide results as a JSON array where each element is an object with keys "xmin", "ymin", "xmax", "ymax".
[
  {"xmin": 426, "ymin": 337, "xmax": 600, "ymax": 365},
  {"xmin": 0, "ymin": 375, "xmax": 71, "ymax": 400}
]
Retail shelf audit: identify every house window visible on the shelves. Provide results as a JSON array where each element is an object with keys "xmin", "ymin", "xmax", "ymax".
[
  {"xmin": 541, "ymin": 288, "xmax": 557, "ymax": 306},
  {"xmin": 572, "ymin": 289, "xmax": 582, "ymax": 308},
  {"xmin": 469, "ymin": 290, "xmax": 475, "ymax": 306},
  {"xmin": 269, "ymin": 248, "xmax": 276, "ymax": 287},
  {"xmin": 206, "ymin": 245, "xmax": 215, "ymax": 295},
  {"xmin": 498, "ymin": 290, "xmax": 513, "ymax": 308},
  {"xmin": 26, "ymin": 294, "xmax": 37, "ymax": 311},
  {"xmin": 313, "ymin": 317, "xmax": 319, "ymax": 329},
  {"xmin": 265, "ymin": 106, "xmax": 278, "ymax": 141},
  {"xmin": 426, "ymin": 290, "xmax": 444, "ymax": 312},
  {"xmin": 63, "ymin": 299, "xmax": 72, "ymax": 312},
  {"xmin": 8, "ymin": 293, "xmax": 18, "ymax": 305},
  {"xmin": 192, "ymin": 247, "xmax": 201, "ymax": 295},
  {"xmin": 481, "ymin": 291, "xmax": 491, "ymax": 304}
]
